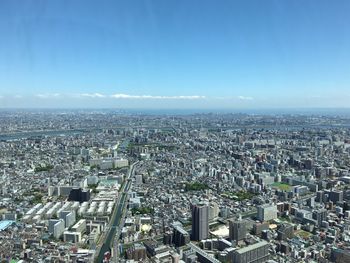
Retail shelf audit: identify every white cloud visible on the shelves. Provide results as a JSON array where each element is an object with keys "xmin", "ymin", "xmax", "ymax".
[
  {"xmin": 238, "ymin": 96, "xmax": 254, "ymax": 101},
  {"xmin": 213, "ymin": 96, "xmax": 254, "ymax": 101},
  {"xmin": 80, "ymin": 93, "xmax": 106, "ymax": 98},
  {"xmin": 110, "ymin": 94, "xmax": 205, "ymax": 100},
  {"xmin": 36, "ymin": 93, "xmax": 61, "ymax": 99},
  {"xmin": 36, "ymin": 94, "xmax": 47, "ymax": 98}
]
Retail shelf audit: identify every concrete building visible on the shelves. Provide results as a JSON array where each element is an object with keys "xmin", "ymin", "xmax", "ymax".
[
  {"xmin": 63, "ymin": 231, "xmax": 82, "ymax": 243},
  {"xmin": 71, "ymin": 219, "xmax": 86, "ymax": 234},
  {"xmin": 232, "ymin": 240, "xmax": 269, "ymax": 263},
  {"xmin": 135, "ymin": 174, "xmax": 143, "ymax": 185}
]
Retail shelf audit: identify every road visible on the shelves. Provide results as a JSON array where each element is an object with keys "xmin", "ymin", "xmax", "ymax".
[{"xmin": 95, "ymin": 162, "xmax": 138, "ymax": 263}]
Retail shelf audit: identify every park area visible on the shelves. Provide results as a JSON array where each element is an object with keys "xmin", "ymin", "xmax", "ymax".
[{"xmin": 272, "ymin": 182, "xmax": 292, "ymax": 191}]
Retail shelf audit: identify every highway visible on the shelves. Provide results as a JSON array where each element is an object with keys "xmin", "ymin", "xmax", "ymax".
[{"xmin": 95, "ymin": 162, "xmax": 137, "ymax": 263}]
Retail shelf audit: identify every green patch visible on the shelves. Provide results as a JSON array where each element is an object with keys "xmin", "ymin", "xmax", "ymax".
[
  {"xmin": 30, "ymin": 193, "xmax": 43, "ymax": 205},
  {"xmin": 157, "ymin": 145, "xmax": 177, "ymax": 151},
  {"xmin": 88, "ymin": 184, "xmax": 99, "ymax": 194},
  {"xmin": 127, "ymin": 142, "xmax": 149, "ymax": 149},
  {"xmin": 111, "ymin": 165, "xmax": 128, "ymax": 171},
  {"xmin": 131, "ymin": 206, "xmax": 154, "ymax": 215},
  {"xmin": 296, "ymin": 230, "xmax": 312, "ymax": 239},
  {"xmin": 34, "ymin": 164, "xmax": 54, "ymax": 173},
  {"xmin": 272, "ymin": 182, "xmax": 291, "ymax": 191},
  {"xmin": 185, "ymin": 182, "xmax": 209, "ymax": 191},
  {"xmin": 279, "ymin": 215, "xmax": 292, "ymax": 222},
  {"xmin": 90, "ymin": 164, "xmax": 100, "ymax": 170}
]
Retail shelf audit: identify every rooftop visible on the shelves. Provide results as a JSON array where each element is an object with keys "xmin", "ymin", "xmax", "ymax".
[
  {"xmin": 0, "ymin": 220, "xmax": 16, "ymax": 231},
  {"xmin": 235, "ymin": 240, "xmax": 269, "ymax": 254}
]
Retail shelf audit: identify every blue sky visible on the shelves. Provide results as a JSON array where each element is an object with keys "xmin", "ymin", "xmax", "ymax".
[{"xmin": 0, "ymin": 0, "xmax": 349, "ymax": 108}]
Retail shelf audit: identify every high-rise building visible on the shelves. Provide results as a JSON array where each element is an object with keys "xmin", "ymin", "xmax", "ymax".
[
  {"xmin": 277, "ymin": 224, "xmax": 294, "ymax": 241},
  {"xmin": 329, "ymin": 190, "xmax": 343, "ymax": 203},
  {"xmin": 68, "ymin": 188, "xmax": 91, "ymax": 203},
  {"xmin": 59, "ymin": 210, "xmax": 76, "ymax": 228},
  {"xmin": 209, "ymin": 202, "xmax": 219, "ymax": 221},
  {"xmin": 330, "ymin": 248, "xmax": 350, "ymax": 263},
  {"xmin": 191, "ymin": 203, "xmax": 209, "ymax": 241},
  {"xmin": 229, "ymin": 220, "xmax": 247, "ymax": 241},
  {"xmin": 173, "ymin": 225, "xmax": 190, "ymax": 247},
  {"xmin": 313, "ymin": 209, "xmax": 327, "ymax": 226},
  {"xmin": 257, "ymin": 204, "xmax": 278, "ymax": 222},
  {"xmin": 253, "ymin": 222, "xmax": 269, "ymax": 236},
  {"xmin": 163, "ymin": 231, "xmax": 173, "ymax": 245},
  {"xmin": 126, "ymin": 243, "xmax": 147, "ymax": 261},
  {"xmin": 48, "ymin": 219, "xmax": 65, "ymax": 239}
]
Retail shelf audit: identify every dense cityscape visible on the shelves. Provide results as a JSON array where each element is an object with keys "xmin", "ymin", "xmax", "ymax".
[{"xmin": 0, "ymin": 110, "xmax": 350, "ymax": 263}]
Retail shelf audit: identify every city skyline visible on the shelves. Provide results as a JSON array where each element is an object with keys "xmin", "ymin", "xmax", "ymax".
[
  {"xmin": 1, "ymin": 0, "xmax": 350, "ymax": 108},
  {"xmin": 1, "ymin": 111, "xmax": 350, "ymax": 262}
]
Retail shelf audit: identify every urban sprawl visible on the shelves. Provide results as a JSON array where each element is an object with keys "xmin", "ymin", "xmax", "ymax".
[{"xmin": 1, "ymin": 110, "xmax": 350, "ymax": 263}]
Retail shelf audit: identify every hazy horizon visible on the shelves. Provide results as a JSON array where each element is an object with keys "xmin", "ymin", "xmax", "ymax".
[{"xmin": 1, "ymin": 107, "xmax": 350, "ymax": 116}]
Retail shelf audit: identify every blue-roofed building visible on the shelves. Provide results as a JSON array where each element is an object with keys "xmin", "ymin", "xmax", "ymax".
[{"xmin": 0, "ymin": 220, "xmax": 16, "ymax": 231}]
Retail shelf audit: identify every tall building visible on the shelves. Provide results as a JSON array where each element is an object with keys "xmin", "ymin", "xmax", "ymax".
[
  {"xmin": 173, "ymin": 225, "xmax": 190, "ymax": 247},
  {"xmin": 135, "ymin": 174, "xmax": 143, "ymax": 185},
  {"xmin": 330, "ymin": 248, "xmax": 350, "ymax": 263},
  {"xmin": 209, "ymin": 202, "xmax": 219, "ymax": 221},
  {"xmin": 313, "ymin": 209, "xmax": 327, "ymax": 226},
  {"xmin": 277, "ymin": 224, "xmax": 294, "ymax": 241},
  {"xmin": 253, "ymin": 222, "xmax": 269, "ymax": 236},
  {"xmin": 257, "ymin": 204, "xmax": 278, "ymax": 222},
  {"xmin": 68, "ymin": 188, "xmax": 91, "ymax": 203},
  {"xmin": 126, "ymin": 243, "xmax": 147, "ymax": 261},
  {"xmin": 229, "ymin": 220, "xmax": 247, "ymax": 241},
  {"xmin": 48, "ymin": 219, "xmax": 65, "ymax": 239},
  {"xmin": 59, "ymin": 210, "xmax": 76, "ymax": 228},
  {"xmin": 232, "ymin": 240, "xmax": 269, "ymax": 263},
  {"xmin": 191, "ymin": 203, "xmax": 209, "ymax": 241},
  {"xmin": 329, "ymin": 190, "xmax": 343, "ymax": 203}
]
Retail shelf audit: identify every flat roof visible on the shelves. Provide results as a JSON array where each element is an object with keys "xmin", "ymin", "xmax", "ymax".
[
  {"xmin": 235, "ymin": 240, "xmax": 269, "ymax": 254},
  {"xmin": 72, "ymin": 219, "xmax": 86, "ymax": 228}
]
